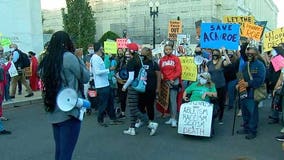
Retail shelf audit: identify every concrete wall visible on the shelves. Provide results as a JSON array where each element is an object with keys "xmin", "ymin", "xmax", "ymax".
[{"xmin": 0, "ymin": 0, "xmax": 43, "ymax": 54}]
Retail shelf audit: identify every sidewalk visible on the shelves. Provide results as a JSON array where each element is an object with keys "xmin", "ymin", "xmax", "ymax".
[{"xmin": 3, "ymin": 90, "xmax": 43, "ymax": 109}]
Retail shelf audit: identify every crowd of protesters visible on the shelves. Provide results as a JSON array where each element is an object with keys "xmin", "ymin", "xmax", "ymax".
[{"xmin": 1, "ymin": 30, "xmax": 284, "ymax": 158}]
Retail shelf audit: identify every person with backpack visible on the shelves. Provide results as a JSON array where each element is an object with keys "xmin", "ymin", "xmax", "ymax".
[
  {"xmin": 136, "ymin": 47, "xmax": 161, "ymax": 136},
  {"xmin": 122, "ymin": 43, "xmax": 148, "ymax": 136},
  {"xmin": 9, "ymin": 44, "xmax": 33, "ymax": 98}
]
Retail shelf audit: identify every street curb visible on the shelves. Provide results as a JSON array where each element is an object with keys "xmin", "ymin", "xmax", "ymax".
[{"xmin": 3, "ymin": 97, "xmax": 43, "ymax": 109}]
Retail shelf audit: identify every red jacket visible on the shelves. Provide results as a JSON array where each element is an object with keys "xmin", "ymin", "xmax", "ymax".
[{"xmin": 159, "ymin": 54, "xmax": 182, "ymax": 81}]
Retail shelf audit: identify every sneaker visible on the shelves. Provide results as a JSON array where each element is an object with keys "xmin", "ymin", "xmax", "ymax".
[
  {"xmin": 245, "ymin": 133, "xmax": 256, "ymax": 140},
  {"xmin": 171, "ymin": 119, "xmax": 177, "ymax": 128},
  {"xmin": 237, "ymin": 110, "xmax": 242, "ymax": 117},
  {"xmin": 218, "ymin": 120, "xmax": 224, "ymax": 125},
  {"xmin": 165, "ymin": 118, "xmax": 172, "ymax": 125},
  {"xmin": 148, "ymin": 122, "xmax": 158, "ymax": 136},
  {"xmin": 0, "ymin": 117, "xmax": 9, "ymax": 121},
  {"xmin": 98, "ymin": 122, "xmax": 108, "ymax": 127},
  {"xmin": 280, "ymin": 128, "xmax": 284, "ymax": 134},
  {"xmin": 275, "ymin": 135, "xmax": 284, "ymax": 142},
  {"xmin": 0, "ymin": 130, "xmax": 11, "ymax": 135},
  {"xmin": 135, "ymin": 119, "xmax": 144, "ymax": 128},
  {"xmin": 25, "ymin": 93, "xmax": 34, "ymax": 97},
  {"xmin": 10, "ymin": 96, "xmax": 15, "ymax": 99},
  {"xmin": 123, "ymin": 128, "xmax": 136, "ymax": 136}
]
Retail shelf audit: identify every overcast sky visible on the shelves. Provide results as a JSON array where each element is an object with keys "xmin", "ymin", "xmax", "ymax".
[{"xmin": 41, "ymin": 0, "xmax": 284, "ymax": 27}]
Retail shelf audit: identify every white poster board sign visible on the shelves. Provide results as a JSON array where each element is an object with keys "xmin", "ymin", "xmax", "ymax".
[
  {"xmin": 6, "ymin": 62, "xmax": 18, "ymax": 77},
  {"xmin": 178, "ymin": 101, "xmax": 213, "ymax": 137}
]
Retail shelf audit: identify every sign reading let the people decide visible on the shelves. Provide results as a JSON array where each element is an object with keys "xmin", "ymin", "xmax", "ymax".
[{"xmin": 200, "ymin": 23, "xmax": 240, "ymax": 50}]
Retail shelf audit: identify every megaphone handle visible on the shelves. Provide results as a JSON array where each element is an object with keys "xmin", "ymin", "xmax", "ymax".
[{"xmin": 79, "ymin": 108, "xmax": 86, "ymax": 121}]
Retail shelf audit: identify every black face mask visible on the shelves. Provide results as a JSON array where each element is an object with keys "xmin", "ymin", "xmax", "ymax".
[
  {"xmin": 247, "ymin": 54, "xmax": 255, "ymax": 62},
  {"xmin": 212, "ymin": 55, "xmax": 220, "ymax": 60},
  {"xmin": 195, "ymin": 51, "xmax": 202, "ymax": 55}
]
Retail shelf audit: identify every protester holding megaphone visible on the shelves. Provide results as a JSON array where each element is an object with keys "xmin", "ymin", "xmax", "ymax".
[{"xmin": 38, "ymin": 31, "xmax": 90, "ymax": 160}]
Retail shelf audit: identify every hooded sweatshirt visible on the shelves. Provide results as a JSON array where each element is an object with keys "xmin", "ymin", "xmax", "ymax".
[{"xmin": 159, "ymin": 54, "xmax": 182, "ymax": 81}]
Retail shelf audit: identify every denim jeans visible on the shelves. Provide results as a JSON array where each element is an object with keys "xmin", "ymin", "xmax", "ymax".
[
  {"xmin": 227, "ymin": 79, "xmax": 237, "ymax": 108},
  {"xmin": 52, "ymin": 117, "xmax": 81, "ymax": 160},
  {"xmin": 241, "ymin": 98, "xmax": 258, "ymax": 135},
  {"xmin": 97, "ymin": 86, "xmax": 116, "ymax": 122},
  {"xmin": 0, "ymin": 120, "xmax": 4, "ymax": 131}
]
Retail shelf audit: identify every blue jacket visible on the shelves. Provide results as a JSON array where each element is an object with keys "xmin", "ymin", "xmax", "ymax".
[{"xmin": 242, "ymin": 59, "xmax": 266, "ymax": 98}]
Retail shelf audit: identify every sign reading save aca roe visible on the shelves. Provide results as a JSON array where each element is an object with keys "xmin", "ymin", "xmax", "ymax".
[{"xmin": 200, "ymin": 23, "xmax": 240, "ymax": 50}]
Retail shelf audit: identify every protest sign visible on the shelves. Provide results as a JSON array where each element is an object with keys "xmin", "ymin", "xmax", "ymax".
[
  {"xmin": 242, "ymin": 22, "xmax": 263, "ymax": 41},
  {"xmin": 157, "ymin": 81, "xmax": 170, "ymax": 111},
  {"xmin": 178, "ymin": 101, "xmax": 213, "ymax": 137},
  {"xmin": 7, "ymin": 62, "xmax": 18, "ymax": 77},
  {"xmin": 223, "ymin": 16, "xmax": 255, "ymax": 35},
  {"xmin": 263, "ymin": 27, "xmax": 284, "ymax": 52},
  {"xmin": 255, "ymin": 21, "xmax": 267, "ymax": 38},
  {"xmin": 104, "ymin": 41, "xmax": 117, "ymax": 54},
  {"xmin": 179, "ymin": 56, "xmax": 197, "ymax": 81},
  {"xmin": 200, "ymin": 23, "xmax": 240, "ymax": 50},
  {"xmin": 271, "ymin": 55, "xmax": 284, "ymax": 72},
  {"xmin": 168, "ymin": 20, "xmax": 182, "ymax": 41},
  {"xmin": 116, "ymin": 38, "xmax": 128, "ymax": 49}
]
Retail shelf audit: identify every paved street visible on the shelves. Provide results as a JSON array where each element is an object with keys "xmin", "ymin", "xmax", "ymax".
[{"xmin": 0, "ymin": 100, "xmax": 283, "ymax": 160}]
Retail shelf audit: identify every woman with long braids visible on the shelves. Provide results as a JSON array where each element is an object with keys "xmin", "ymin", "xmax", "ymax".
[{"xmin": 38, "ymin": 31, "xmax": 90, "ymax": 160}]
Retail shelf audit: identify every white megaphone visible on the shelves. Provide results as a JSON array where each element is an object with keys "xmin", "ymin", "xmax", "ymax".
[{"xmin": 56, "ymin": 88, "xmax": 91, "ymax": 121}]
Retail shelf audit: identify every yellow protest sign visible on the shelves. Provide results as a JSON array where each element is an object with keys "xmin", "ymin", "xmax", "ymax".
[
  {"xmin": 223, "ymin": 16, "xmax": 255, "ymax": 35},
  {"xmin": 179, "ymin": 56, "xmax": 197, "ymax": 81},
  {"xmin": 0, "ymin": 38, "xmax": 11, "ymax": 47},
  {"xmin": 104, "ymin": 41, "xmax": 117, "ymax": 54},
  {"xmin": 263, "ymin": 27, "xmax": 284, "ymax": 52},
  {"xmin": 168, "ymin": 20, "xmax": 182, "ymax": 41},
  {"xmin": 242, "ymin": 22, "xmax": 263, "ymax": 41}
]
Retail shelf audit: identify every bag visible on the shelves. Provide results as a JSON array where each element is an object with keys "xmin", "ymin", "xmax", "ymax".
[
  {"xmin": 131, "ymin": 57, "xmax": 147, "ymax": 93},
  {"xmin": 254, "ymin": 83, "xmax": 267, "ymax": 102},
  {"xmin": 18, "ymin": 50, "xmax": 30, "ymax": 68},
  {"xmin": 272, "ymin": 89, "xmax": 282, "ymax": 111},
  {"xmin": 247, "ymin": 62, "xmax": 267, "ymax": 102}
]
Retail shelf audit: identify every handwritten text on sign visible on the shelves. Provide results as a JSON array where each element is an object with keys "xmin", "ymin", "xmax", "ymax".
[
  {"xmin": 271, "ymin": 55, "xmax": 284, "ymax": 72},
  {"xmin": 263, "ymin": 27, "xmax": 284, "ymax": 52},
  {"xmin": 179, "ymin": 57, "xmax": 197, "ymax": 81},
  {"xmin": 223, "ymin": 16, "xmax": 255, "ymax": 35},
  {"xmin": 104, "ymin": 41, "xmax": 117, "ymax": 54},
  {"xmin": 200, "ymin": 23, "xmax": 240, "ymax": 50},
  {"xmin": 116, "ymin": 38, "xmax": 128, "ymax": 49},
  {"xmin": 242, "ymin": 22, "xmax": 263, "ymax": 41},
  {"xmin": 168, "ymin": 20, "xmax": 182, "ymax": 41},
  {"xmin": 178, "ymin": 101, "xmax": 213, "ymax": 137}
]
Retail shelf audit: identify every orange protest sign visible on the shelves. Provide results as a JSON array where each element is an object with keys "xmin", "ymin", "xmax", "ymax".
[
  {"xmin": 168, "ymin": 20, "xmax": 182, "ymax": 41},
  {"xmin": 223, "ymin": 16, "xmax": 255, "ymax": 35},
  {"xmin": 242, "ymin": 22, "xmax": 264, "ymax": 41}
]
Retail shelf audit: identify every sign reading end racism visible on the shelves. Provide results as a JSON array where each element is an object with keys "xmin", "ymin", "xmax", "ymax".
[
  {"xmin": 178, "ymin": 101, "xmax": 213, "ymax": 137},
  {"xmin": 200, "ymin": 23, "xmax": 240, "ymax": 50}
]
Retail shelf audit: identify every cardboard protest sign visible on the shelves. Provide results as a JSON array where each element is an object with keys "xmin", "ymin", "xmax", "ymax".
[
  {"xmin": 156, "ymin": 81, "xmax": 170, "ymax": 111},
  {"xmin": 263, "ymin": 27, "xmax": 284, "ymax": 52},
  {"xmin": 223, "ymin": 16, "xmax": 255, "ymax": 35},
  {"xmin": 168, "ymin": 20, "xmax": 182, "ymax": 41},
  {"xmin": 116, "ymin": 38, "xmax": 128, "ymax": 49},
  {"xmin": 178, "ymin": 101, "xmax": 213, "ymax": 137},
  {"xmin": 7, "ymin": 62, "xmax": 18, "ymax": 77},
  {"xmin": 200, "ymin": 23, "xmax": 240, "ymax": 50},
  {"xmin": 255, "ymin": 21, "xmax": 267, "ymax": 38},
  {"xmin": 179, "ymin": 56, "xmax": 197, "ymax": 81},
  {"xmin": 0, "ymin": 37, "xmax": 11, "ymax": 46},
  {"xmin": 104, "ymin": 41, "xmax": 117, "ymax": 54},
  {"xmin": 242, "ymin": 22, "xmax": 264, "ymax": 41},
  {"xmin": 271, "ymin": 55, "xmax": 284, "ymax": 72}
]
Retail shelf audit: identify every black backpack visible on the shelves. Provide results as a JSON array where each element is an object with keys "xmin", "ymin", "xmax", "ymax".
[{"xmin": 15, "ymin": 49, "xmax": 30, "ymax": 69}]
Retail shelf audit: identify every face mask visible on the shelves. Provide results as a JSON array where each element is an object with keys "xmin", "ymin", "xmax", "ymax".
[
  {"xmin": 247, "ymin": 54, "xmax": 254, "ymax": 61},
  {"xmin": 88, "ymin": 49, "xmax": 94, "ymax": 54},
  {"xmin": 199, "ymin": 77, "xmax": 207, "ymax": 85},
  {"xmin": 10, "ymin": 48, "xmax": 15, "ymax": 52},
  {"xmin": 212, "ymin": 55, "xmax": 219, "ymax": 60}
]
